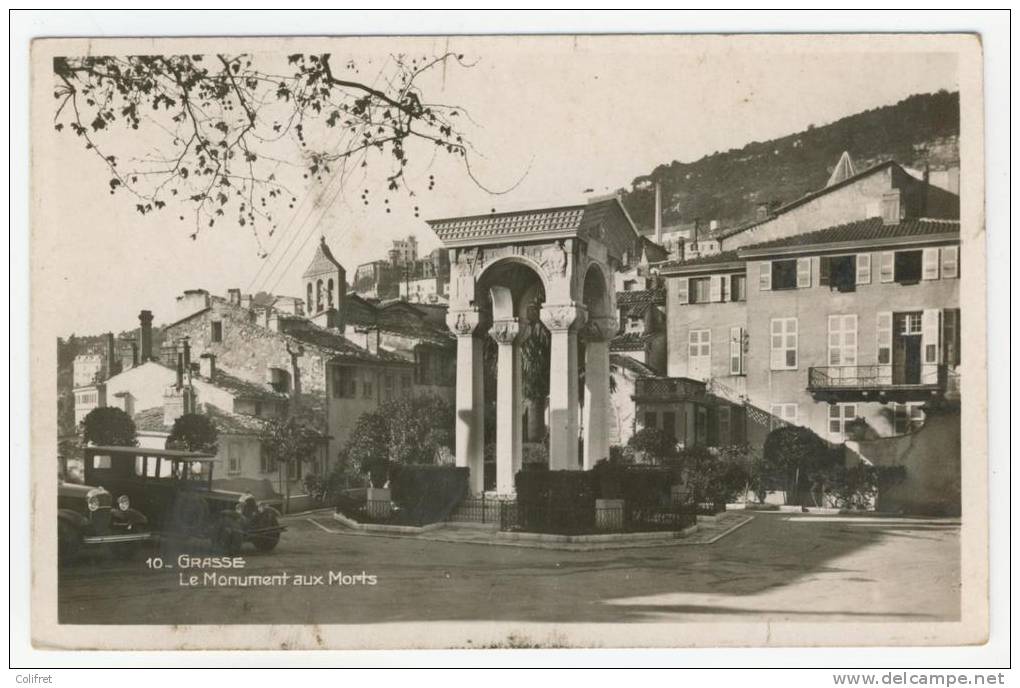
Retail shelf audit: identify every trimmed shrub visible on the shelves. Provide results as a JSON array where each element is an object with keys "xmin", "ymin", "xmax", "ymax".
[
  {"xmin": 627, "ymin": 427, "xmax": 677, "ymax": 464},
  {"xmin": 388, "ymin": 464, "xmax": 469, "ymax": 525},
  {"xmin": 166, "ymin": 413, "xmax": 219, "ymax": 453},
  {"xmin": 514, "ymin": 469, "xmax": 596, "ymax": 533},
  {"xmin": 81, "ymin": 407, "xmax": 137, "ymax": 447}
]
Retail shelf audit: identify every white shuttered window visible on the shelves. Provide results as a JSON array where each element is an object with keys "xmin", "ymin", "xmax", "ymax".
[
  {"xmin": 770, "ymin": 318, "xmax": 798, "ymax": 370},
  {"xmin": 759, "ymin": 262, "xmax": 772, "ymax": 290},
  {"xmin": 922, "ymin": 247, "xmax": 940, "ymax": 280},
  {"xmin": 856, "ymin": 254, "xmax": 872, "ymax": 284}
]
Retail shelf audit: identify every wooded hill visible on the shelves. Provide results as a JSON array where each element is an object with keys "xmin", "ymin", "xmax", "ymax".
[{"xmin": 621, "ymin": 90, "xmax": 960, "ymax": 232}]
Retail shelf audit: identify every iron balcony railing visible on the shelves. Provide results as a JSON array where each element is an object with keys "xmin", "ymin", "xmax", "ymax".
[{"xmin": 807, "ymin": 364, "xmax": 950, "ymax": 391}]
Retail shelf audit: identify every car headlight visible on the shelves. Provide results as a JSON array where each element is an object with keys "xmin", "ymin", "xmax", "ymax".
[
  {"xmin": 117, "ymin": 494, "xmax": 130, "ymax": 511},
  {"xmin": 236, "ymin": 492, "xmax": 255, "ymax": 514},
  {"xmin": 86, "ymin": 488, "xmax": 102, "ymax": 512}
]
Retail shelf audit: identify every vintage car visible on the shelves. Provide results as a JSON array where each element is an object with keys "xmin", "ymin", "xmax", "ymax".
[
  {"xmin": 58, "ymin": 477, "xmax": 152, "ymax": 563},
  {"xmin": 82, "ymin": 446, "xmax": 286, "ymax": 554}
]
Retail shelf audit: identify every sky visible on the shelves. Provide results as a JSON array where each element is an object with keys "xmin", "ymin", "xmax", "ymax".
[{"xmin": 39, "ymin": 35, "xmax": 958, "ymax": 336}]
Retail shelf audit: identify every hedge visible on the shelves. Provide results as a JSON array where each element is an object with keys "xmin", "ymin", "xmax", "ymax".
[{"xmin": 388, "ymin": 464, "xmax": 469, "ymax": 525}]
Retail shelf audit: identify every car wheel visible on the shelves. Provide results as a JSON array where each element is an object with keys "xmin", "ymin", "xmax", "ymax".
[
  {"xmin": 58, "ymin": 520, "xmax": 81, "ymax": 565},
  {"xmin": 252, "ymin": 514, "xmax": 281, "ymax": 553}
]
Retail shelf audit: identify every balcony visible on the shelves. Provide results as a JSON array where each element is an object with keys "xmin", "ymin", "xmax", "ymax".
[
  {"xmin": 807, "ymin": 364, "xmax": 957, "ymax": 403},
  {"xmin": 633, "ymin": 377, "xmax": 707, "ymax": 403}
]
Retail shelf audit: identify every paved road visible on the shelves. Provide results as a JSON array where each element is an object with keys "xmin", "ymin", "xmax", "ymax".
[{"xmin": 58, "ymin": 512, "xmax": 960, "ymax": 625}]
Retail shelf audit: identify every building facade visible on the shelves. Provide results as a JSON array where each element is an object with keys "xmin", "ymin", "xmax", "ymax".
[{"xmin": 657, "ymin": 215, "xmax": 961, "ymax": 509}]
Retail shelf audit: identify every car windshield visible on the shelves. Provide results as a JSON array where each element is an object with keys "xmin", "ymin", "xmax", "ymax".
[{"xmin": 174, "ymin": 460, "xmax": 211, "ymax": 483}]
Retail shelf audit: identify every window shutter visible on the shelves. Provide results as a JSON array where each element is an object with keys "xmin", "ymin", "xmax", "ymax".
[
  {"xmin": 759, "ymin": 262, "xmax": 771, "ymax": 290},
  {"xmin": 856, "ymin": 254, "xmax": 872, "ymax": 284},
  {"xmin": 770, "ymin": 319, "xmax": 783, "ymax": 369},
  {"xmin": 922, "ymin": 247, "xmax": 940, "ymax": 280},
  {"xmin": 819, "ymin": 257, "xmax": 831, "ymax": 286},
  {"xmin": 880, "ymin": 252, "xmax": 895, "ymax": 282},
  {"xmin": 921, "ymin": 309, "xmax": 941, "ymax": 378},
  {"xmin": 877, "ymin": 312, "xmax": 892, "ymax": 383},
  {"xmin": 729, "ymin": 326, "xmax": 743, "ymax": 375},
  {"xmin": 941, "ymin": 246, "xmax": 959, "ymax": 279},
  {"xmin": 709, "ymin": 275, "xmax": 722, "ymax": 302},
  {"xmin": 828, "ymin": 315, "xmax": 842, "ymax": 365},
  {"xmin": 676, "ymin": 277, "xmax": 688, "ymax": 304},
  {"xmin": 796, "ymin": 258, "xmax": 812, "ymax": 288}
]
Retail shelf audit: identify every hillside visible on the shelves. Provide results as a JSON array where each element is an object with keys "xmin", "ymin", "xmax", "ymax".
[{"xmin": 621, "ymin": 90, "xmax": 960, "ymax": 232}]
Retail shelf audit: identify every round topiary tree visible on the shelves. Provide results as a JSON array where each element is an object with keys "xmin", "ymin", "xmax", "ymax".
[
  {"xmin": 81, "ymin": 407, "xmax": 137, "ymax": 447},
  {"xmin": 165, "ymin": 413, "xmax": 219, "ymax": 453}
]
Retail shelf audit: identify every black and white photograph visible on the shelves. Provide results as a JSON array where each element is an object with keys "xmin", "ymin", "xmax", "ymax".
[{"xmin": 19, "ymin": 24, "xmax": 996, "ymax": 662}]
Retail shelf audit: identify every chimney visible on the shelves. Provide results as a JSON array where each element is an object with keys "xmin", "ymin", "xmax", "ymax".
[
  {"xmin": 365, "ymin": 329, "xmax": 379, "ymax": 355},
  {"xmin": 138, "ymin": 310, "xmax": 154, "ymax": 362},
  {"xmin": 240, "ymin": 294, "xmax": 253, "ymax": 310},
  {"xmin": 881, "ymin": 191, "xmax": 902, "ymax": 225},
  {"xmin": 709, "ymin": 219, "xmax": 719, "ymax": 233},
  {"xmin": 692, "ymin": 218, "xmax": 700, "ymax": 248},
  {"xmin": 163, "ymin": 385, "xmax": 196, "ymax": 427},
  {"xmin": 199, "ymin": 353, "xmax": 216, "ymax": 379},
  {"xmin": 175, "ymin": 351, "xmax": 185, "ymax": 388},
  {"xmin": 179, "ymin": 338, "xmax": 192, "ymax": 384},
  {"xmin": 105, "ymin": 332, "xmax": 116, "ymax": 377},
  {"xmin": 654, "ymin": 181, "xmax": 663, "ymax": 244},
  {"xmin": 228, "ymin": 288, "xmax": 242, "ymax": 306}
]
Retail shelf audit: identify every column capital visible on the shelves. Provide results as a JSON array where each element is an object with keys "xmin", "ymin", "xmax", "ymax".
[
  {"xmin": 580, "ymin": 316, "xmax": 619, "ymax": 343},
  {"xmin": 539, "ymin": 303, "xmax": 586, "ymax": 333},
  {"xmin": 489, "ymin": 318, "xmax": 524, "ymax": 346},
  {"xmin": 447, "ymin": 308, "xmax": 485, "ymax": 337}
]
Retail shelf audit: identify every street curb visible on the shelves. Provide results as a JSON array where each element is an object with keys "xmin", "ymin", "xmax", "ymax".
[{"xmin": 316, "ymin": 514, "xmax": 755, "ymax": 552}]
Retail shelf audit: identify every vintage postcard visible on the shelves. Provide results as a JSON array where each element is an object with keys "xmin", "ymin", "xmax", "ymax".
[{"xmin": 29, "ymin": 33, "xmax": 987, "ymax": 651}]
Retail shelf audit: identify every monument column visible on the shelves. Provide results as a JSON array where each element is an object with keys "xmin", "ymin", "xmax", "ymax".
[
  {"xmin": 447, "ymin": 308, "xmax": 486, "ymax": 494},
  {"xmin": 582, "ymin": 317, "xmax": 616, "ymax": 470},
  {"xmin": 490, "ymin": 318, "xmax": 524, "ymax": 495},
  {"xmin": 541, "ymin": 304, "xmax": 585, "ymax": 471}
]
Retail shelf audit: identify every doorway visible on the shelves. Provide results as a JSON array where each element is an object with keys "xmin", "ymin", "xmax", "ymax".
[{"xmin": 893, "ymin": 312, "xmax": 922, "ymax": 384}]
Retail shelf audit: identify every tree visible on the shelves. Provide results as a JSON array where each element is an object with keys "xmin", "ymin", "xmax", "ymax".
[
  {"xmin": 259, "ymin": 416, "xmax": 322, "ymax": 513},
  {"xmin": 165, "ymin": 413, "xmax": 219, "ymax": 453},
  {"xmin": 81, "ymin": 407, "xmax": 138, "ymax": 447},
  {"xmin": 627, "ymin": 427, "xmax": 677, "ymax": 464},
  {"xmin": 345, "ymin": 394, "xmax": 455, "ymax": 487},
  {"xmin": 346, "ymin": 410, "xmax": 391, "ymax": 488},
  {"xmin": 53, "ymin": 52, "xmax": 476, "ymax": 244},
  {"xmin": 761, "ymin": 425, "xmax": 831, "ymax": 506}
]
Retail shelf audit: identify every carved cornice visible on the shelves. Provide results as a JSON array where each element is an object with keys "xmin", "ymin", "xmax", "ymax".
[
  {"xmin": 539, "ymin": 304, "xmax": 585, "ymax": 333},
  {"xmin": 489, "ymin": 318, "xmax": 523, "ymax": 346},
  {"xmin": 446, "ymin": 309, "xmax": 484, "ymax": 336}
]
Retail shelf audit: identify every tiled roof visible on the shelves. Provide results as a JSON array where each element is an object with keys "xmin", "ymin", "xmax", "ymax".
[
  {"xmin": 209, "ymin": 369, "xmax": 287, "ymax": 401},
  {"xmin": 134, "ymin": 404, "xmax": 269, "ymax": 436},
  {"xmin": 740, "ymin": 217, "xmax": 960, "ymax": 252},
  {"xmin": 428, "ymin": 199, "xmax": 617, "ymax": 244},
  {"xmin": 282, "ymin": 319, "xmax": 410, "ymax": 365},
  {"xmin": 615, "ymin": 289, "xmax": 665, "ymax": 318},
  {"xmin": 656, "ymin": 250, "xmax": 742, "ymax": 272},
  {"xmin": 611, "ymin": 331, "xmax": 657, "ymax": 352},
  {"xmin": 610, "ymin": 353, "xmax": 659, "ymax": 378}
]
